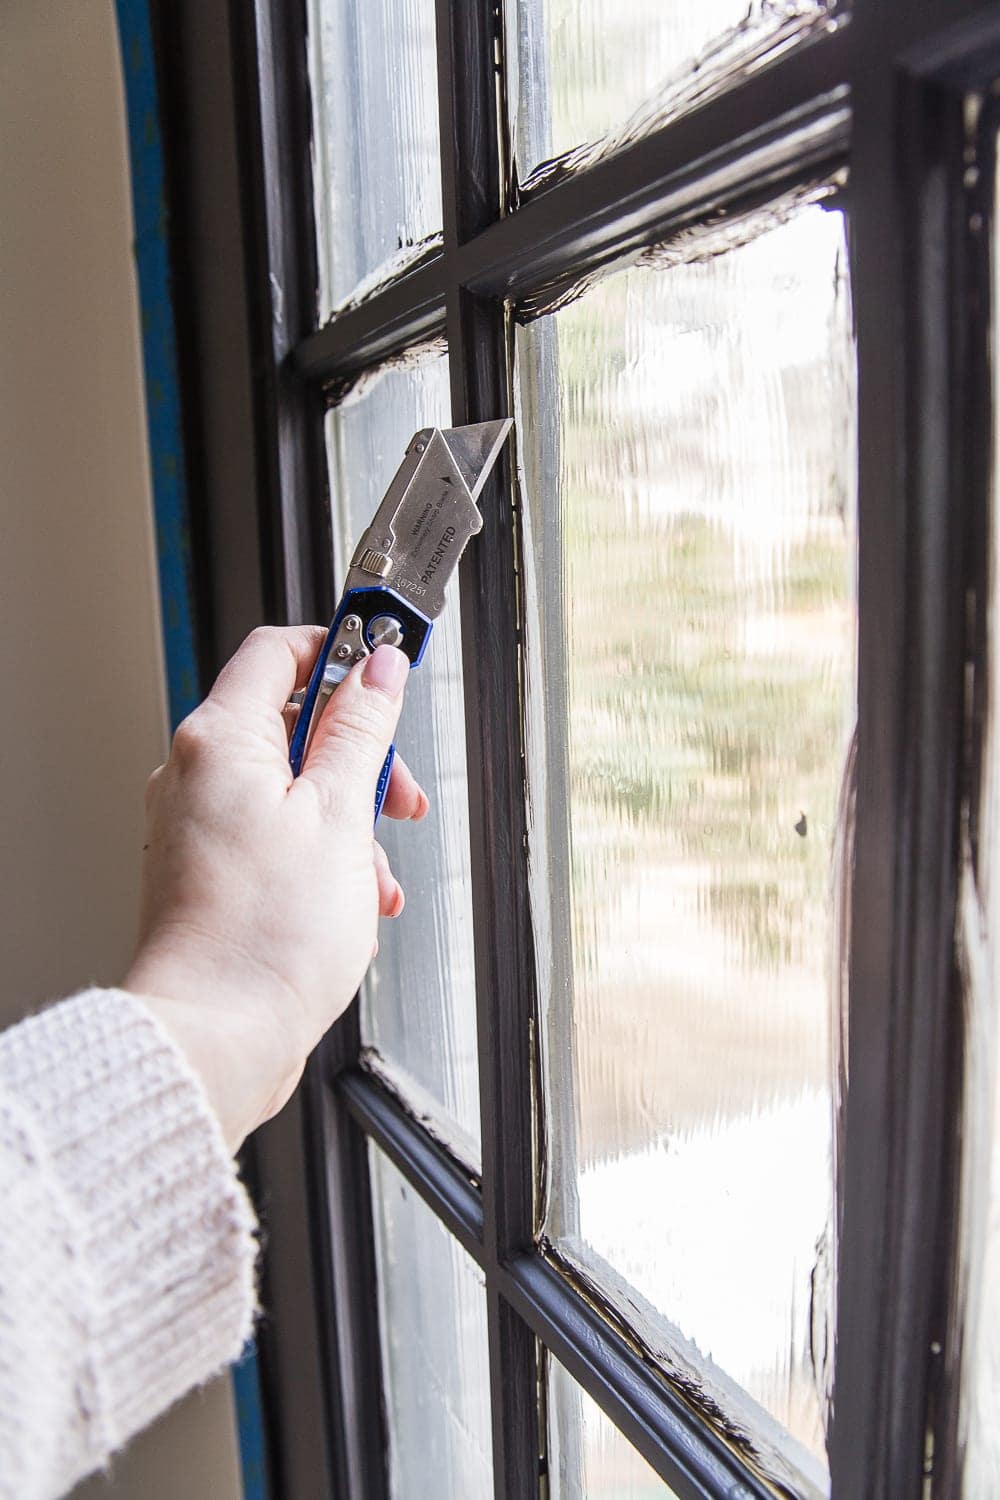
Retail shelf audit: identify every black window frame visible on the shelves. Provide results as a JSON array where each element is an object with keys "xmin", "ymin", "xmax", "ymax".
[{"xmin": 151, "ymin": 1, "xmax": 1000, "ymax": 1495}]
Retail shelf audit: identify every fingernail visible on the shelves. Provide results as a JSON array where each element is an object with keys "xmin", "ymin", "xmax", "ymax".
[
  {"xmin": 392, "ymin": 882, "xmax": 405, "ymax": 917},
  {"xmin": 363, "ymin": 644, "xmax": 409, "ymax": 696},
  {"xmin": 411, "ymin": 790, "xmax": 429, "ymax": 822}
]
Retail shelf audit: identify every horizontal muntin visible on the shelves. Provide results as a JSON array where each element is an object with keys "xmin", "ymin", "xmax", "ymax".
[
  {"xmin": 335, "ymin": 1066, "xmax": 483, "ymax": 1260},
  {"xmin": 291, "ymin": 27, "xmax": 848, "ymax": 388},
  {"xmin": 294, "ymin": 256, "xmax": 447, "ymax": 385},
  {"xmin": 332, "ymin": 1068, "xmax": 783, "ymax": 1500}
]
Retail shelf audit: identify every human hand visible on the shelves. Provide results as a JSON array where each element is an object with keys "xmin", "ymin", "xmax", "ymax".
[{"xmin": 124, "ymin": 626, "xmax": 427, "ymax": 1151}]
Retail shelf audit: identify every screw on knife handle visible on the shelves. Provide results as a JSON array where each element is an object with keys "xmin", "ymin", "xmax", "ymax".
[{"xmin": 288, "ymin": 587, "xmax": 432, "ymax": 825}]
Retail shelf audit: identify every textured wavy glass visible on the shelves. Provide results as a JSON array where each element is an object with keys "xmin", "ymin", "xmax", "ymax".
[
  {"xmin": 506, "ymin": 0, "xmax": 836, "ymax": 192},
  {"xmin": 518, "ymin": 202, "xmax": 856, "ymax": 1489},
  {"xmin": 961, "ymin": 148, "xmax": 1000, "ymax": 1495},
  {"xmin": 370, "ymin": 1145, "xmax": 493, "ymax": 1498},
  {"xmin": 307, "ymin": 0, "xmax": 442, "ymax": 317},
  {"xmin": 548, "ymin": 1354, "xmax": 680, "ymax": 1499},
  {"xmin": 326, "ymin": 349, "xmax": 481, "ymax": 1165}
]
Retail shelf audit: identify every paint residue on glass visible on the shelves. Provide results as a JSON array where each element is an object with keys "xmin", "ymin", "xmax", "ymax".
[
  {"xmin": 546, "ymin": 1351, "xmax": 681, "ymax": 1498},
  {"xmin": 370, "ymin": 1145, "xmax": 493, "ymax": 1499},
  {"xmin": 325, "ymin": 333, "xmax": 449, "ymax": 410},
  {"xmin": 325, "ymin": 233, "xmax": 443, "ymax": 324},
  {"xmin": 307, "ymin": 0, "xmax": 442, "ymax": 317},
  {"xmin": 326, "ymin": 347, "xmax": 482, "ymax": 1166},
  {"xmin": 517, "ymin": 198, "xmax": 857, "ymax": 1493},
  {"xmin": 505, "ymin": 0, "xmax": 844, "ymax": 199}
]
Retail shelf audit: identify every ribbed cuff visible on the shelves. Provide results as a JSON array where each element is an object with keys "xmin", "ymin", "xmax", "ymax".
[{"xmin": 0, "ymin": 988, "xmax": 257, "ymax": 1466}]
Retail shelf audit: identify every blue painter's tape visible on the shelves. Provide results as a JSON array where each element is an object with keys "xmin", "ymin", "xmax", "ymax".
[
  {"xmin": 232, "ymin": 1346, "xmax": 269, "ymax": 1500},
  {"xmin": 114, "ymin": 1, "xmax": 199, "ymax": 728},
  {"xmin": 113, "ymin": 5, "xmax": 268, "ymax": 1497}
]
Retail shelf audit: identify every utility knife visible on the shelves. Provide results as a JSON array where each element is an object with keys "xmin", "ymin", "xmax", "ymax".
[{"xmin": 288, "ymin": 418, "xmax": 512, "ymax": 819}]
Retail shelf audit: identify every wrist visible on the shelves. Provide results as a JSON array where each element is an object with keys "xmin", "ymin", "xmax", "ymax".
[{"xmin": 124, "ymin": 949, "xmax": 307, "ymax": 1151}]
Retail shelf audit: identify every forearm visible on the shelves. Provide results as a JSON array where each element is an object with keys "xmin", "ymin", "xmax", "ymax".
[{"xmin": 0, "ymin": 989, "xmax": 257, "ymax": 1500}]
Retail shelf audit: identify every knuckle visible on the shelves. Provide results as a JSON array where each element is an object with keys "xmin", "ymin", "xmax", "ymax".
[
  {"xmin": 318, "ymin": 718, "xmax": 373, "ymax": 783},
  {"xmin": 302, "ymin": 770, "xmax": 352, "ymax": 827},
  {"xmin": 333, "ymin": 689, "xmax": 390, "ymax": 748},
  {"xmin": 246, "ymin": 624, "xmax": 277, "ymax": 648},
  {"xmin": 170, "ymin": 708, "xmax": 215, "ymax": 768},
  {"xmin": 237, "ymin": 625, "xmax": 285, "ymax": 669},
  {"xmin": 144, "ymin": 765, "xmax": 164, "ymax": 808}
]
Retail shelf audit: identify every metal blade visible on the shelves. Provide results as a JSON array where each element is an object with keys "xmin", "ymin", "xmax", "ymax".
[
  {"xmin": 439, "ymin": 419, "xmax": 513, "ymax": 502},
  {"xmin": 343, "ymin": 419, "xmax": 512, "ymax": 618}
]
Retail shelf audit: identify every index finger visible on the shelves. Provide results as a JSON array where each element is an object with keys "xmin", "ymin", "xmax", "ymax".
[
  {"xmin": 380, "ymin": 752, "xmax": 430, "ymax": 822},
  {"xmin": 208, "ymin": 625, "xmax": 328, "ymax": 715}
]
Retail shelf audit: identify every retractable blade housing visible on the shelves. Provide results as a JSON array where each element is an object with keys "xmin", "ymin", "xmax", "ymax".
[{"xmin": 288, "ymin": 419, "xmax": 512, "ymax": 817}]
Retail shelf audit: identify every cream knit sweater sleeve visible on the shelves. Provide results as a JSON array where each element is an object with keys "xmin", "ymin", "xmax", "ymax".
[{"xmin": 0, "ymin": 988, "xmax": 258, "ymax": 1500}]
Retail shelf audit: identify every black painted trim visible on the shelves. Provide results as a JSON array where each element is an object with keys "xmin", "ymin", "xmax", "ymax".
[
  {"xmin": 830, "ymin": 5, "xmax": 1000, "ymax": 1498},
  {"xmin": 337, "ymin": 1067, "xmax": 485, "ymax": 1260},
  {"xmin": 293, "ymin": 257, "xmax": 447, "ymax": 388},
  {"xmin": 152, "ymin": 0, "xmax": 1000, "ymax": 1494}
]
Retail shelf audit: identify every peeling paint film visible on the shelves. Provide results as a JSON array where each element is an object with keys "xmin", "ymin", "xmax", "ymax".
[
  {"xmin": 505, "ymin": 0, "xmax": 845, "ymax": 199},
  {"xmin": 517, "ymin": 191, "xmax": 856, "ymax": 1494}
]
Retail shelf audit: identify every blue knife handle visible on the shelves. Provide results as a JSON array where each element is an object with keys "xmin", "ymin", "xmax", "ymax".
[
  {"xmin": 288, "ymin": 586, "xmax": 431, "ymax": 826},
  {"xmin": 374, "ymin": 743, "xmax": 396, "ymax": 822}
]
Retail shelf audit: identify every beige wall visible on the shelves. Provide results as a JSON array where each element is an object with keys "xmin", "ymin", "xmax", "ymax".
[{"xmin": 0, "ymin": 3, "xmax": 243, "ymax": 1497}]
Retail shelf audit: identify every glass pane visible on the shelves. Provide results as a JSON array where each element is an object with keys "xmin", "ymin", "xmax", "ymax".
[
  {"xmin": 518, "ymin": 198, "xmax": 855, "ymax": 1491},
  {"xmin": 370, "ymin": 1145, "xmax": 493, "ymax": 1498},
  {"xmin": 961, "ymin": 143, "xmax": 1000, "ymax": 1495},
  {"xmin": 326, "ymin": 347, "xmax": 481, "ymax": 1166},
  {"xmin": 308, "ymin": 0, "xmax": 443, "ymax": 317},
  {"xmin": 547, "ymin": 1353, "xmax": 681, "ymax": 1499},
  {"xmin": 506, "ymin": 0, "xmax": 838, "ymax": 193}
]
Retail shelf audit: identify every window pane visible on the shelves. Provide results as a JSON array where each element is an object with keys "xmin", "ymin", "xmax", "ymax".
[
  {"xmin": 506, "ymin": 0, "xmax": 838, "ymax": 193},
  {"xmin": 961, "ymin": 143, "xmax": 1000, "ymax": 1495},
  {"xmin": 370, "ymin": 1145, "xmax": 493, "ymax": 1498},
  {"xmin": 518, "ymin": 198, "xmax": 855, "ymax": 1491},
  {"xmin": 326, "ymin": 348, "xmax": 481, "ymax": 1165},
  {"xmin": 547, "ymin": 1353, "xmax": 681, "ymax": 1499},
  {"xmin": 307, "ymin": 0, "xmax": 442, "ymax": 317}
]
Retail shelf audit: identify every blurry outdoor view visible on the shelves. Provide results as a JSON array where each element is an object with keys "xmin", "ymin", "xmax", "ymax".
[
  {"xmin": 517, "ymin": 197, "xmax": 856, "ymax": 1494},
  {"xmin": 506, "ymin": 0, "xmax": 837, "ymax": 191}
]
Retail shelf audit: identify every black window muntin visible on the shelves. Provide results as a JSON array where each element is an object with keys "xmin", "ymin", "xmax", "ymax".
[{"xmin": 158, "ymin": 1, "xmax": 1000, "ymax": 1495}]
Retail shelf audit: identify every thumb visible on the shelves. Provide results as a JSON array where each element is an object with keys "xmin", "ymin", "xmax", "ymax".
[{"xmin": 299, "ymin": 644, "xmax": 410, "ymax": 816}]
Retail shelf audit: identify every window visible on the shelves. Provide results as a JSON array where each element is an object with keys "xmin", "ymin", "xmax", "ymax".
[{"xmin": 162, "ymin": 0, "xmax": 1000, "ymax": 1494}]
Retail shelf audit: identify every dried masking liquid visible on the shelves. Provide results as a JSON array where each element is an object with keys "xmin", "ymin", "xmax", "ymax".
[{"xmin": 506, "ymin": 0, "xmax": 840, "ymax": 195}]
